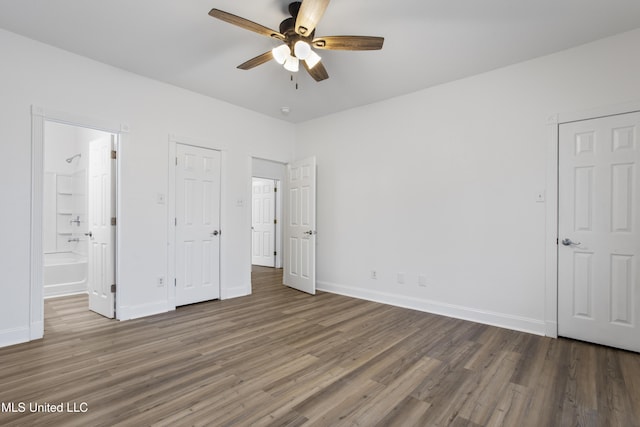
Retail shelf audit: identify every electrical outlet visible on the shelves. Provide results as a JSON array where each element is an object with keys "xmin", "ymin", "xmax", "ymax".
[
  {"xmin": 370, "ymin": 270, "xmax": 377, "ymax": 280},
  {"xmin": 397, "ymin": 272, "xmax": 405, "ymax": 284},
  {"xmin": 418, "ymin": 274, "xmax": 427, "ymax": 287},
  {"xmin": 157, "ymin": 276, "xmax": 165, "ymax": 287}
]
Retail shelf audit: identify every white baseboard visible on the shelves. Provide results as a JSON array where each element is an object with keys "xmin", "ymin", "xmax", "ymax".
[
  {"xmin": 118, "ymin": 286, "xmax": 250, "ymax": 320},
  {"xmin": 30, "ymin": 321, "xmax": 44, "ymax": 340},
  {"xmin": 222, "ymin": 285, "xmax": 250, "ymax": 300},
  {"xmin": 44, "ymin": 282, "xmax": 87, "ymax": 298},
  {"xmin": 0, "ymin": 326, "xmax": 31, "ymax": 349},
  {"xmin": 317, "ymin": 281, "xmax": 546, "ymax": 336},
  {"xmin": 545, "ymin": 321, "xmax": 558, "ymax": 338},
  {"xmin": 117, "ymin": 300, "xmax": 168, "ymax": 321}
]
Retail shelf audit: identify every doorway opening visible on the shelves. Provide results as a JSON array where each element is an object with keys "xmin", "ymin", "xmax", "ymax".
[
  {"xmin": 42, "ymin": 121, "xmax": 118, "ymax": 319},
  {"xmin": 250, "ymin": 158, "xmax": 286, "ymax": 290},
  {"xmin": 30, "ymin": 106, "xmax": 126, "ymax": 341}
]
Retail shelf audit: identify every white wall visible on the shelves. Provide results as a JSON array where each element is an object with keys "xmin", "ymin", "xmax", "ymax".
[
  {"xmin": 3, "ymin": 24, "xmax": 640, "ymax": 348},
  {"xmin": 252, "ymin": 158, "xmax": 286, "ymax": 182},
  {"xmin": 0, "ymin": 28, "xmax": 294, "ymax": 347},
  {"xmin": 294, "ymin": 28, "xmax": 640, "ymax": 334}
]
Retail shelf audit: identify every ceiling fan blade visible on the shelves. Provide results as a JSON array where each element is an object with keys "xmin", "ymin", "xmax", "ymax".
[
  {"xmin": 209, "ymin": 9, "xmax": 284, "ymax": 41},
  {"xmin": 303, "ymin": 60, "xmax": 329, "ymax": 82},
  {"xmin": 312, "ymin": 36, "xmax": 384, "ymax": 51},
  {"xmin": 295, "ymin": 0, "xmax": 330, "ymax": 36},
  {"xmin": 237, "ymin": 51, "xmax": 274, "ymax": 70}
]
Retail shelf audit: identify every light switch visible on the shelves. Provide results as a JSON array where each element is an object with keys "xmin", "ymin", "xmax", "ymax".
[
  {"xmin": 157, "ymin": 193, "xmax": 166, "ymax": 204},
  {"xmin": 535, "ymin": 191, "xmax": 545, "ymax": 203}
]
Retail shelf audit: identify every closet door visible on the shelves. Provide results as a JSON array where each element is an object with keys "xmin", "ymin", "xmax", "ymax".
[{"xmin": 175, "ymin": 144, "xmax": 221, "ymax": 306}]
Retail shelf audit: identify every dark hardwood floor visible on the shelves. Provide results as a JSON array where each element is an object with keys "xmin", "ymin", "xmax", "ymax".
[{"xmin": 1, "ymin": 266, "xmax": 639, "ymax": 426}]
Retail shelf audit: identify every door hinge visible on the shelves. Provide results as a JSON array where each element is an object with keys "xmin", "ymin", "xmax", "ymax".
[
  {"xmin": 274, "ymin": 219, "xmax": 277, "ymax": 224},
  {"xmin": 111, "ymin": 217, "xmax": 117, "ymax": 226},
  {"xmin": 274, "ymin": 187, "xmax": 277, "ymax": 193},
  {"xmin": 175, "ymin": 218, "xmax": 177, "ymax": 226},
  {"xmin": 111, "ymin": 150, "xmax": 117, "ymax": 160},
  {"xmin": 175, "ymin": 157, "xmax": 178, "ymax": 166},
  {"xmin": 111, "ymin": 284, "xmax": 116, "ymax": 293},
  {"xmin": 174, "ymin": 278, "xmax": 177, "ymax": 287},
  {"xmin": 274, "ymin": 251, "xmax": 277, "ymax": 256}
]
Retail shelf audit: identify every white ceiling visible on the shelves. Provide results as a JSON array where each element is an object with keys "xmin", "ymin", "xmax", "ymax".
[{"xmin": 1, "ymin": 0, "xmax": 640, "ymax": 123}]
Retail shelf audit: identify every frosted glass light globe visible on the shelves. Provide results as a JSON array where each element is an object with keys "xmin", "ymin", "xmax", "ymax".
[
  {"xmin": 272, "ymin": 44, "xmax": 290, "ymax": 65},
  {"xmin": 283, "ymin": 55, "xmax": 299, "ymax": 72},
  {"xmin": 294, "ymin": 40, "xmax": 311, "ymax": 60}
]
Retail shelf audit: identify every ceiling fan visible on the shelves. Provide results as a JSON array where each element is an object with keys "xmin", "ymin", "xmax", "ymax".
[{"xmin": 209, "ymin": 0, "xmax": 384, "ymax": 82}]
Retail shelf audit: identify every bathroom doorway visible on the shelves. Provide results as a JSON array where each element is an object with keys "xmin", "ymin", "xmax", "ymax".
[{"xmin": 42, "ymin": 121, "xmax": 118, "ymax": 319}]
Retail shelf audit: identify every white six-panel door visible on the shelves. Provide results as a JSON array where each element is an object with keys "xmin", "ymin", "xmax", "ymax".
[
  {"xmin": 558, "ymin": 111, "xmax": 640, "ymax": 352},
  {"xmin": 252, "ymin": 177, "xmax": 276, "ymax": 267},
  {"xmin": 284, "ymin": 157, "xmax": 316, "ymax": 294},
  {"xmin": 88, "ymin": 134, "xmax": 116, "ymax": 318},
  {"xmin": 175, "ymin": 144, "xmax": 221, "ymax": 306}
]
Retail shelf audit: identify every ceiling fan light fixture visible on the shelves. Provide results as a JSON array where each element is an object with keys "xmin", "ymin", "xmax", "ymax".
[
  {"xmin": 293, "ymin": 40, "xmax": 311, "ymax": 60},
  {"xmin": 272, "ymin": 44, "xmax": 290, "ymax": 65},
  {"xmin": 283, "ymin": 55, "xmax": 299, "ymax": 72},
  {"xmin": 305, "ymin": 50, "xmax": 321, "ymax": 69}
]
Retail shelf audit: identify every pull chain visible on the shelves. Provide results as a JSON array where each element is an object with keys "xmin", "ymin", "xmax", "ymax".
[{"xmin": 290, "ymin": 73, "xmax": 299, "ymax": 90}]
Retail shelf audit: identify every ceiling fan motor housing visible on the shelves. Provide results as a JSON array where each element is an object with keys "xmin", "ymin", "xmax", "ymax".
[
  {"xmin": 279, "ymin": 18, "xmax": 314, "ymax": 51},
  {"xmin": 288, "ymin": 2, "xmax": 302, "ymax": 18}
]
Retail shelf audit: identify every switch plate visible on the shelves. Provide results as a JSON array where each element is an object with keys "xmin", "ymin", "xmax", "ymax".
[
  {"xmin": 535, "ymin": 190, "xmax": 545, "ymax": 203},
  {"xmin": 418, "ymin": 275, "xmax": 427, "ymax": 287},
  {"xmin": 370, "ymin": 270, "xmax": 377, "ymax": 280},
  {"xmin": 157, "ymin": 193, "xmax": 166, "ymax": 204}
]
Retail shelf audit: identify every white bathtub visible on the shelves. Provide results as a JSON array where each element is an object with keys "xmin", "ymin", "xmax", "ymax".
[{"xmin": 44, "ymin": 252, "xmax": 87, "ymax": 298}]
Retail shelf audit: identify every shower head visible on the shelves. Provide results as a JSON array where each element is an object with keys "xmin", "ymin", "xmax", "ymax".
[{"xmin": 65, "ymin": 153, "xmax": 81, "ymax": 163}]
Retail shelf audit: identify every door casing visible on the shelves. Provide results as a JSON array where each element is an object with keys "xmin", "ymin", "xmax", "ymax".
[{"xmin": 30, "ymin": 105, "xmax": 127, "ymax": 340}]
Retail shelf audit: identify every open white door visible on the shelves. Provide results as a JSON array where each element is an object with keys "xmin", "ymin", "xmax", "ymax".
[
  {"xmin": 252, "ymin": 177, "xmax": 276, "ymax": 267},
  {"xmin": 284, "ymin": 157, "xmax": 316, "ymax": 294},
  {"xmin": 175, "ymin": 144, "xmax": 221, "ymax": 306},
  {"xmin": 558, "ymin": 111, "xmax": 640, "ymax": 352},
  {"xmin": 88, "ymin": 134, "xmax": 116, "ymax": 318}
]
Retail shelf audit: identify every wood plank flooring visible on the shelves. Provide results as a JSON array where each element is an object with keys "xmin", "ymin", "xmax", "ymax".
[{"xmin": 1, "ymin": 266, "xmax": 639, "ymax": 426}]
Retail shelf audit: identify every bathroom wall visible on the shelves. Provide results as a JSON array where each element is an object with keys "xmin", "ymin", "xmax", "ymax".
[{"xmin": 43, "ymin": 122, "xmax": 89, "ymax": 255}]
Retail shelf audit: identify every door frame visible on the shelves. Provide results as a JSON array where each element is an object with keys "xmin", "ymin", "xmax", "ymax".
[
  {"xmin": 249, "ymin": 156, "xmax": 288, "ymax": 291},
  {"xmin": 545, "ymin": 100, "xmax": 640, "ymax": 338},
  {"xmin": 30, "ymin": 105, "xmax": 127, "ymax": 339},
  {"xmin": 168, "ymin": 135, "xmax": 226, "ymax": 308}
]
